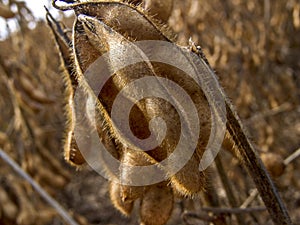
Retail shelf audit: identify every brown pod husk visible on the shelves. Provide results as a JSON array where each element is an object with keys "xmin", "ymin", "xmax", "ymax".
[
  {"xmin": 47, "ymin": 10, "xmax": 84, "ymax": 167},
  {"xmin": 109, "ymin": 181, "xmax": 134, "ymax": 216},
  {"xmin": 144, "ymin": 0, "xmax": 174, "ymax": 23},
  {"xmin": 119, "ymin": 147, "xmax": 156, "ymax": 202},
  {"xmin": 128, "ymin": 0, "xmax": 143, "ymax": 5},
  {"xmin": 72, "ymin": 16, "xmax": 120, "ymax": 148},
  {"xmin": 0, "ymin": 4, "xmax": 15, "ymax": 19},
  {"xmin": 140, "ymin": 182, "xmax": 173, "ymax": 225},
  {"xmin": 78, "ymin": 13, "xmax": 210, "ymax": 196},
  {"xmin": 54, "ymin": 0, "xmax": 176, "ymax": 41},
  {"xmin": 261, "ymin": 152, "xmax": 286, "ymax": 178},
  {"xmin": 64, "ymin": 135, "xmax": 86, "ymax": 166}
]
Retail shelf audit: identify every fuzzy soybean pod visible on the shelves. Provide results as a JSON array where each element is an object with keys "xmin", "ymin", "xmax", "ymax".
[
  {"xmin": 140, "ymin": 182, "xmax": 174, "ymax": 225},
  {"xmin": 75, "ymin": 2, "xmax": 210, "ymax": 196}
]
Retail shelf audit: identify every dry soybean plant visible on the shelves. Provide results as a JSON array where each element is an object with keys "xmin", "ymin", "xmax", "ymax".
[
  {"xmin": 47, "ymin": 0, "xmax": 296, "ymax": 224},
  {"xmin": 0, "ymin": 0, "xmax": 299, "ymax": 225}
]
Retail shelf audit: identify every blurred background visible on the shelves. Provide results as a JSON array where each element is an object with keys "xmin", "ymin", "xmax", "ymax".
[{"xmin": 0, "ymin": 0, "xmax": 299, "ymax": 224}]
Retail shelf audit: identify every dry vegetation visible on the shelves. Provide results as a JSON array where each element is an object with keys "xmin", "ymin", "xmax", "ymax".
[{"xmin": 0, "ymin": 0, "xmax": 299, "ymax": 225}]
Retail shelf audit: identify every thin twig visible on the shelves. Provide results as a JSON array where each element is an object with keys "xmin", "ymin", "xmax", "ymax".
[
  {"xmin": 240, "ymin": 189, "xmax": 259, "ymax": 209},
  {"xmin": 202, "ymin": 207, "xmax": 266, "ymax": 215},
  {"xmin": 200, "ymin": 186, "xmax": 228, "ymax": 225},
  {"xmin": 0, "ymin": 148, "xmax": 79, "ymax": 225},
  {"xmin": 183, "ymin": 207, "xmax": 266, "ymax": 225},
  {"xmin": 245, "ymin": 103, "xmax": 292, "ymax": 124},
  {"xmin": 284, "ymin": 148, "xmax": 300, "ymax": 165},
  {"xmin": 182, "ymin": 211, "xmax": 215, "ymax": 223}
]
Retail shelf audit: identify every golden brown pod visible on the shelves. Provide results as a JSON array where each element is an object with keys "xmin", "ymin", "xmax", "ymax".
[
  {"xmin": 0, "ymin": 4, "xmax": 15, "ymax": 19},
  {"xmin": 109, "ymin": 181, "xmax": 134, "ymax": 216},
  {"xmin": 261, "ymin": 152, "xmax": 286, "ymax": 178},
  {"xmin": 77, "ymin": 9, "xmax": 210, "ymax": 197},
  {"xmin": 144, "ymin": 0, "xmax": 174, "ymax": 23},
  {"xmin": 140, "ymin": 182, "xmax": 173, "ymax": 225}
]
